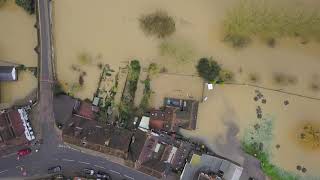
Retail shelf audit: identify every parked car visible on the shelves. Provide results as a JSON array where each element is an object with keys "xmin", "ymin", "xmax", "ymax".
[
  {"xmin": 17, "ymin": 148, "xmax": 31, "ymax": 157},
  {"xmin": 96, "ymin": 170, "xmax": 112, "ymax": 180},
  {"xmin": 83, "ymin": 168, "xmax": 95, "ymax": 176},
  {"xmin": 48, "ymin": 166, "xmax": 62, "ymax": 174}
]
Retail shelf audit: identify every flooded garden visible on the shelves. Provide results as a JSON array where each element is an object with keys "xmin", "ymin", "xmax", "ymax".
[
  {"xmin": 0, "ymin": 0, "xmax": 37, "ymax": 105},
  {"xmin": 53, "ymin": 0, "xmax": 320, "ymax": 178}
]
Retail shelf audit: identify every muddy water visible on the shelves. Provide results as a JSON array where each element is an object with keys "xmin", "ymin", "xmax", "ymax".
[
  {"xmin": 53, "ymin": 0, "xmax": 320, "ymax": 176},
  {"xmin": 0, "ymin": 0, "xmax": 37, "ymax": 104}
]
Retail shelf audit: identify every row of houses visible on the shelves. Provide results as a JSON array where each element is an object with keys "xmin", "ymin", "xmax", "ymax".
[{"xmin": 55, "ymin": 95, "xmax": 243, "ymax": 180}]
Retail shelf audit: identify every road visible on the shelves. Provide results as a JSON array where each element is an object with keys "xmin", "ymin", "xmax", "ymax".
[{"xmin": 0, "ymin": 0, "xmax": 155, "ymax": 179}]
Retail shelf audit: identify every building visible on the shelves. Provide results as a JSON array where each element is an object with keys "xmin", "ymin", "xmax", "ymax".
[
  {"xmin": 0, "ymin": 107, "xmax": 35, "ymax": 153},
  {"xmin": 148, "ymin": 97, "xmax": 199, "ymax": 132},
  {"xmin": 149, "ymin": 107, "xmax": 176, "ymax": 132},
  {"xmin": 62, "ymin": 115, "xmax": 133, "ymax": 159},
  {"xmin": 136, "ymin": 133, "xmax": 192, "ymax": 179},
  {"xmin": 0, "ymin": 66, "xmax": 17, "ymax": 81},
  {"xmin": 164, "ymin": 97, "xmax": 199, "ymax": 130},
  {"xmin": 180, "ymin": 154, "xmax": 243, "ymax": 180},
  {"xmin": 73, "ymin": 100, "xmax": 99, "ymax": 120}
]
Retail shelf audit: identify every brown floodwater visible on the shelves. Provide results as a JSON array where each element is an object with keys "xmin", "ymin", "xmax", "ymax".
[
  {"xmin": 53, "ymin": 0, "xmax": 320, "ymax": 176},
  {"xmin": 0, "ymin": 0, "xmax": 37, "ymax": 104}
]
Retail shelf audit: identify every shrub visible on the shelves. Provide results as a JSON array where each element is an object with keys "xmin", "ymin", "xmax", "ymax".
[
  {"xmin": 15, "ymin": 0, "xmax": 34, "ymax": 14},
  {"xmin": 223, "ymin": 0, "xmax": 320, "ymax": 47},
  {"xmin": 159, "ymin": 40, "xmax": 194, "ymax": 62},
  {"xmin": 219, "ymin": 70, "xmax": 234, "ymax": 82},
  {"xmin": 0, "ymin": 0, "xmax": 7, "ymax": 7},
  {"xmin": 196, "ymin": 57, "xmax": 221, "ymax": 82},
  {"xmin": 139, "ymin": 10, "xmax": 176, "ymax": 38},
  {"xmin": 78, "ymin": 52, "xmax": 92, "ymax": 65}
]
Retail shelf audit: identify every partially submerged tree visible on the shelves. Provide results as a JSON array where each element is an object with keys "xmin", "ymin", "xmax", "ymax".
[
  {"xmin": 15, "ymin": 0, "xmax": 35, "ymax": 14},
  {"xmin": 139, "ymin": 10, "xmax": 176, "ymax": 38},
  {"xmin": 0, "ymin": 0, "xmax": 7, "ymax": 7},
  {"xmin": 196, "ymin": 57, "xmax": 221, "ymax": 82}
]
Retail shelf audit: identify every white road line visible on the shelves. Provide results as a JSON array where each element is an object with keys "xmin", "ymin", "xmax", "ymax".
[
  {"xmin": 78, "ymin": 161, "xmax": 90, "ymax": 165},
  {"xmin": 109, "ymin": 169, "xmax": 120, "ymax": 175},
  {"xmin": 1, "ymin": 153, "xmax": 16, "ymax": 158},
  {"xmin": 62, "ymin": 158, "xmax": 74, "ymax": 162},
  {"xmin": 94, "ymin": 165, "xmax": 105, "ymax": 169},
  {"xmin": 0, "ymin": 170, "xmax": 8, "ymax": 174},
  {"xmin": 124, "ymin": 175, "xmax": 134, "ymax": 180}
]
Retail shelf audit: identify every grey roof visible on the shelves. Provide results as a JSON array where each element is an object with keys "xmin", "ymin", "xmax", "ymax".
[
  {"xmin": 0, "ymin": 66, "xmax": 17, "ymax": 81},
  {"xmin": 181, "ymin": 154, "xmax": 243, "ymax": 180}
]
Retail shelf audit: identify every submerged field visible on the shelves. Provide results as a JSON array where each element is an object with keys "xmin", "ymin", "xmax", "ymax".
[
  {"xmin": 0, "ymin": 0, "xmax": 37, "ymax": 104},
  {"xmin": 53, "ymin": 0, "xmax": 320, "ymax": 178}
]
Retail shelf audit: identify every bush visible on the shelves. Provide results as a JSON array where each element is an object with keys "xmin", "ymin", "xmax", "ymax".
[
  {"xmin": 15, "ymin": 0, "xmax": 35, "ymax": 14},
  {"xmin": 196, "ymin": 57, "xmax": 221, "ymax": 82},
  {"xmin": 159, "ymin": 40, "xmax": 194, "ymax": 62},
  {"xmin": 119, "ymin": 60, "xmax": 141, "ymax": 126},
  {"xmin": 139, "ymin": 10, "xmax": 176, "ymax": 38},
  {"xmin": 53, "ymin": 82, "xmax": 66, "ymax": 96},
  {"xmin": 219, "ymin": 70, "xmax": 234, "ymax": 82},
  {"xmin": 223, "ymin": 0, "xmax": 320, "ymax": 47}
]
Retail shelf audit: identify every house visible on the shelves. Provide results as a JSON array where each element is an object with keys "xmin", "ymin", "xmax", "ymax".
[
  {"xmin": 149, "ymin": 107, "xmax": 176, "ymax": 132},
  {"xmin": 0, "ymin": 107, "xmax": 35, "ymax": 153},
  {"xmin": 62, "ymin": 115, "xmax": 133, "ymax": 159},
  {"xmin": 164, "ymin": 97, "xmax": 199, "ymax": 130},
  {"xmin": 0, "ymin": 66, "xmax": 17, "ymax": 81},
  {"xmin": 180, "ymin": 154, "xmax": 243, "ymax": 180},
  {"xmin": 148, "ymin": 98, "xmax": 199, "ymax": 132},
  {"xmin": 136, "ymin": 133, "xmax": 192, "ymax": 179}
]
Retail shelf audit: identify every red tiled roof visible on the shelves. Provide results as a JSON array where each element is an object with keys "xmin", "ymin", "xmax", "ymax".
[
  {"xmin": 7, "ymin": 110, "xmax": 24, "ymax": 136},
  {"xmin": 76, "ymin": 102, "xmax": 97, "ymax": 120},
  {"xmin": 149, "ymin": 120, "xmax": 164, "ymax": 130},
  {"xmin": 149, "ymin": 108, "xmax": 175, "ymax": 131}
]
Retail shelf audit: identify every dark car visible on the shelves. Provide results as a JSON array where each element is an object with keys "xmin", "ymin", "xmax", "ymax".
[
  {"xmin": 83, "ymin": 168, "xmax": 95, "ymax": 176},
  {"xmin": 96, "ymin": 170, "xmax": 112, "ymax": 180},
  {"xmin": 48, "ymin": 166, "xmax": 62, "ymax": 174},
  {"xmin": 17, "ymin": 148, "xmax": 31, "ymax": 157}
]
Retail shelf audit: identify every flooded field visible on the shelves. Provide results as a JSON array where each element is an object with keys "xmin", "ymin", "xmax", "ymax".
[
  {"xmin": 0, "ymin": 0, "xmax": 37, "ymax": 104},
  {"xmin": 53, "ymin": 0, "xmax": 320, "ymax": 177}
]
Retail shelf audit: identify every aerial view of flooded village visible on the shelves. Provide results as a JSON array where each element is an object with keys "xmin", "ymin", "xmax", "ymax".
[{"xmin": 1, "ymin": 0, "xmax": 320, "ymax": 179}]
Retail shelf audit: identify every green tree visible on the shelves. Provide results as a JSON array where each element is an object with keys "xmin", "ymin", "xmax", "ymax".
[
  {"xmin": 196, "ymin": 57, "xmax": 221, "ymax": 82},
  {"xmin": 15, "ymin": 0, "xmax": 35, "ymax": 14}
]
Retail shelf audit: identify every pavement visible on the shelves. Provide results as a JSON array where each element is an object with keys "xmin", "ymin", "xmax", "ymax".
[{"xmin": 0, "ymin": 1, "xmax": 156, "ymax": 179}]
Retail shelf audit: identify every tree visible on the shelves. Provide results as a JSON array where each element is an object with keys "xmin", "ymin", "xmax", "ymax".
[
  {"xmin": 196, "ymin": 57, "xmax": 221, "ymax": 82},
  {"xmin": 139, "ymin": 10, "xmax": 175, "ymax": 38},
  {"xmin": 0, "ymin": 0, "xmax": 7, "ymax": 7},
  {"xmin": 15, "ymin": 0, "xmax": 35, "ymax": 14}
]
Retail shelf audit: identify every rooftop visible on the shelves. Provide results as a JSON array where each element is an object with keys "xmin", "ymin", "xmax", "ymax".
[
  {"xmin": 137, "ymin": 134, "xmax": 192, "ymax": 178},
  {"xmin": 164, "ymin": 97, "xmax": 199, "ymax": 130},
  {"xmin": 0, "ymin": 66, "xmax": 17, "ymax": 81},
  {"xmin": 73, "ymin": 100, "xmax": 99, "ymax": 120},
  {"xmin": 62, "ymin": 115, "xmax": 133, "ymax": 152},
  {"xmin": 181, "ymin": 154, "xmax": 243, "ymax": 180}
]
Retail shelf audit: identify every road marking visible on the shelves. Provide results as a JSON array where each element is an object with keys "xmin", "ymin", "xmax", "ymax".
[
  {"xmin": 62, "ymin": 158, "xmax": 74, "ymax": 162},
  {"xmin": 0, "ymin": 170, "xmax": 8, "ymax": 174},
  {"xmin": 94, "ymin": 165, "xmax": 105, "ymax": 169},
  {"xmin": 124, "ymin": 175, "xmax": 134, "ymax": 180},
  {"xmin": 78, "ymin": 161, "xmax": 90, "ymax": 165},
  {"xmin": 109, "ymin": 169, "xmax": 120, "ymax": 175},
  {"xmin": 1, "ymin": 152, "xmax": 16, "ymax": 158}
]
